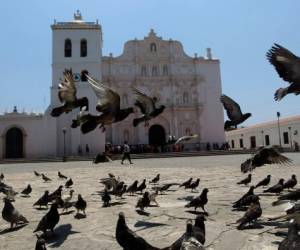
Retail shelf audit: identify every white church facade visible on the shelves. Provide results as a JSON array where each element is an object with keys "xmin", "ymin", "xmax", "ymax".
[{"xmin": 0, "ymin": 12, "xmax": 225, "ymax": 159}]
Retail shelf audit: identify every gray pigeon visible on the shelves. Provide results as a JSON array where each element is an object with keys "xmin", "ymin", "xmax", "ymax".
[
  {"xmin": 2, "ymin": 197, "xmax": 28, "ymax": 228},
  {"xmin": 21, "ymin": 184, "xmax": 32, "ymax": 197},
  {"xmin": 34, "ymin": 203, "xmax": 60, "ymax": 234},
  {"xmin": 34, "ymin": 191, "xmax": 49, "ymax": 208},
  {"xmin": 75, "ymin": 194, "xmax": 87, "ymax": 215}
]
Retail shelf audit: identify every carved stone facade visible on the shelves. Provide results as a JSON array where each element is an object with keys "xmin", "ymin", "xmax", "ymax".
[{"xmin": 102, "ymin": 29, "xmax": 225, "ymax": 145}]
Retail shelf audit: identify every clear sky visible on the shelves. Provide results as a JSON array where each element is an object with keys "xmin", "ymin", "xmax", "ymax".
[{"xmin": 1, "ymin": 0, "xmax": 299, "ymax": 126}]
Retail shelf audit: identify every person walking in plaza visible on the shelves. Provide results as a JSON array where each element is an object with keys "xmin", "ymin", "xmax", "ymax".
[{"xmin": 121, "ymin": 141, "xmax": 133, "ymax": 164}]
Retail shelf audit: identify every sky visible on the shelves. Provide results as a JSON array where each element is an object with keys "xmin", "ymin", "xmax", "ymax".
[{"xmin": 0, "ymin": 0, "xmax": 300, "ymax": 126}]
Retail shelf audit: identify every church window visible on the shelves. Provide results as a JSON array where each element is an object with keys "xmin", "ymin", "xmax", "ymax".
[
  {"xmin": 183, "ymin": 92, "xmax": 189, "ymax": 104},
  {"xmin": 141, "ymin": 66, "xmax": 147, "ymax": 76},
  {"xmin": 81, "ymin": 70, "xmax": 89, "ymax": 82},
  {"xmin": 150, "ymin": 43, "xmax": 157, "ymax": 52},
  {"xmin": 163, "ymin": 65, "xmax": 168, "ymax": 76},
  {"xmin": 152, "ymin": 66, "xmax": 158, "ymax": 76},
  {"xmin": 64, "ymin": 39, "xmax": 72, "ymax": 57},
  {"xmin": 80, "ymin": 39, "xmax": 87, "ymax": 57}
]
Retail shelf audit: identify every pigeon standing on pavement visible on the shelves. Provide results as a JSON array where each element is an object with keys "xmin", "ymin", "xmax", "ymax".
[
  {"xmin": 116, "ymin": 212, "xmax": 160, "ymax": 250},
  {"xmin": 263, "ymin": 178, "xmax": 284, "ymax": 194},
  {"xmin": 283, "ymin": 175, "xmax": 297, "ymax": 190},
  {"xmin": 237, "ymin": 196, "xmax": 262, "ymax": 230},
  {"xmin": 35, "ymin": 234, "xmax": 47, "ymax": 250},
  {"xmin": 34, "ymin": 203, "xmax": 60, "ymax": 234},
  {"xmin": 21, "ymin": 184, "xmax": 32, "ymax": 197},
  {"xmin": 102, "ymin": 189, "xmax": 111, "ymax": 207},
  {"xmin": 254, "ymin": 175, "xmax": 271, "ymax": 188},
  {"xmin": 49, "ymin": 185, "xmax": 63, "ymax": 202},
  {"xmin": 58, "ymin": 171, "xmax": 67, "ymax": 179},
  {"xmin": 185, "ymin": 188, "xmax": 209, "ymax": 212},
  {"xmin": 34, "ymin": 191, "xmax": 50, "ymax": 208},
  {"xmin": 127, "ymin": 180, "xmax": 138, "ymax": 195},
  {"xmin": 150, "ymin": 174, "xmax": 160, "ymax": 184},
  {"xmin": 233, "ymin": 186, "xmax": 255, "ymax": 207},
  {"xmin": 42, "ymin": 174, "xmax": 51, "ymax": 182},
  {"xmin": 136, "ymin": 179, "xmax": 146, "ymax": 193},
  {"xmin": 65, "ymin": 178, "xmax": 74, "ymax": 188},
  {"xmin": 136, "ymin": 192, "xmax": 150, "ymax": 211},
  {"xmin": 34, "ymin": 171, "xmax": 41, "ymax": 177},
  {"xmin": 180, "ymin": 178, "xmax": 193, "ymax": 188},
  {"xmin": 278, "ymin": 221, "xmax": 300, "ymax": 250},
  {"xmin": 186, "ymin": 178, "xmax": 200, "ymax": 192},
  {"xmin": 2, "ymin": 197, "xmax": 28, "ymax": 228},
  {"xmin": 75, "ymin": 194, "xmax": 87, "ymax": 215},
  {"xmin": 237, "ymin": 174, "xmax": 252, "ymax": 185},
  {"xmin": 0, "ymin": 173, "xmax": 4, "ymax": 181}
]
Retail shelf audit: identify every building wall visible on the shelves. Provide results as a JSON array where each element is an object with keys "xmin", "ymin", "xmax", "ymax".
[
  {"xmin": 225, "ymin": 116, "xmax": 300, "ymax": 150},
  {"xmin": 0, "ymin": 113, "xmax": 56, "ymax": 158},
  {"xmin": 102, "ymin": 30, "xmax": 225, "ymax": 146}
]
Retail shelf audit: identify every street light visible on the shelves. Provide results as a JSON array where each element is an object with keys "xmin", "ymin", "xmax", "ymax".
[
  {"xmin": 62, "ymin": 127, "xmax": 66, "ymax": 162},
  {"xmin": 277, "ymin": 112, "xmax": 282, "ymax": 150}
]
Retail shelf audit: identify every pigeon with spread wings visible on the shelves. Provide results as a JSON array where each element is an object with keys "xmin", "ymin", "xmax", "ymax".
[
  {"xmin": 220, "ymin": 95, "xmax": 251, "ymax": 130},
  {"xmin": 80, "ymin": 75, "xmax": 134, "ymax": 133},
  {"xmin": 132, "ymin": 87, "xmax": 165, "ymax": 127},
  {"xmin": 241, "ymin": 147, "xmax": 292, "ymax": 173},
  {"xmin": 51, "ymin": 69, "xmax": 88, "ymax": 117},
  {"xmin": 174, "ymin": 134, "xmax": 198, "ymax": 145},
  {"xmin": 266, "ymin": 43, "xmax": 300, "ymax": 101}
]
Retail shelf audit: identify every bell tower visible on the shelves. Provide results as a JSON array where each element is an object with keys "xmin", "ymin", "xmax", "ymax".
[{"xmin": 48, "ymin": 11, "xmax": 104, "ymax": 156}]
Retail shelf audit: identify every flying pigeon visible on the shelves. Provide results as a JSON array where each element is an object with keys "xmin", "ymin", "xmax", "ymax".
[
  {"xmin": 2, "ymin": 197, "xmax": 28, "ymax": 228},
  {"xmin": 240, "ymin": 147, "xmax": 292, "ymax": 173},
  {"xmin": 51, "ymin": 69, "xmax": 88, "ymax": 117},
  {"xmin": 80, "ymin": 75, "xmax": 133, "ymax": 133},
  {"xmin": 220, "ymin": 94, "xmax": 251, "ymax": 130},
  {"xmin": 132, "ymin": 86, "xmax": 165, "ymax": 127},
  {"xmin": 174, "ymin": 134, "xmax": 198, "ymax": 145},
  {"xmin": 266, "ymin": 43, "xmax": 300, "ymax": 101}
]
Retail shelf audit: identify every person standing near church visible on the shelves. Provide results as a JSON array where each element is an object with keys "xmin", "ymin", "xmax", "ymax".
[{"xmin": 121, "ymin": 141, "xmax": 133, "ymax": 164}]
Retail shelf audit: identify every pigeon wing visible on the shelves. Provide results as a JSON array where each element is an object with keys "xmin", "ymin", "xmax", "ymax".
[
  {"xmin": 175, "ymin": 134, "xmax": 198, "ymax": 144},
  {"xmin": 256, "ymin": 148, "xmax": 292, "ymax": 165},
  {"xmin": 266, "ymin": 43, "xmax": 300, "ymax": 84},
  {"xmin": 131, "ymin": 87, "xmax": 155, "ymax": 115},
  {"xmin": 58, "ymin": 69, "xmax": 77, "ymax": 103},
  {"xmin": 86, "ymin": 75, "xmax": 120, "ymax": 114},
  {"xmin": 220, "ymin": 95, "xmax": 243, "ymax": 120}
]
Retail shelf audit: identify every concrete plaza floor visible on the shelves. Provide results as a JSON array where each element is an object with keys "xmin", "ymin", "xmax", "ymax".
[{"xmin": 1, "ymin": 153, "xmax": 300, "ymax": 250}]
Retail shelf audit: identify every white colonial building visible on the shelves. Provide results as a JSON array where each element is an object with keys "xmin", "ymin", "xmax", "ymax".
[
  {"xmin": 225, "ymin": 115, "xmax": 300, "ymax": 150},
  {"xmin": 0, "ymin": 12, "xmax": 225, "ymax": 159}
]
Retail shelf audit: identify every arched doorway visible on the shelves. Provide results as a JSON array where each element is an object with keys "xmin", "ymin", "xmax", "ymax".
[
  {"xmin": 149, "ymin": 124, "xmax": 166, "ymax": 146},
  {"xmin": 5, "ymin": 127, "xmax": 24, "ymax": 158}
]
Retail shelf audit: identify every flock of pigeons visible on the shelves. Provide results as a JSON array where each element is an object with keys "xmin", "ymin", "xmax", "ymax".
[{"xmin": 1, "ymin": 43, "xmax": 300, "ymax": 249}]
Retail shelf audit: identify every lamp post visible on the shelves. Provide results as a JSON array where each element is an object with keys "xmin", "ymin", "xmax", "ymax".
[
  {"xmin": 277, "ymin": 112, "xmax": 282, "ymax": 150},
  {"xmin": 62, "ymin": 127, "xmax": 66, "ymax": 162},
  {"xmin": 288, "ymin": 126, "xmax": 292, "ymax": 149}
]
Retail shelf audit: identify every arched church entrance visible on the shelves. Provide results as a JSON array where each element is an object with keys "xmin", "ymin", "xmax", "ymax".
[
  {"xmin": 5, "ymin": 127, "xmax": 24, "ymax": 158},
  {"xmin": 148, "ymin": 125, "xmax": 166, "ymax": 152}
]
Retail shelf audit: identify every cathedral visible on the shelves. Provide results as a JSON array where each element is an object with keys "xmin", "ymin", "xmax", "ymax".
[{"xmin": 0, "ymin": 12, "xmax": 225, "ymax": 159}]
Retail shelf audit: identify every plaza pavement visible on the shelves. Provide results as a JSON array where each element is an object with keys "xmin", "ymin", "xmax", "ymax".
[{"xmin": 1, "ymin": 153, "xmax": 300, "ymax": 250}]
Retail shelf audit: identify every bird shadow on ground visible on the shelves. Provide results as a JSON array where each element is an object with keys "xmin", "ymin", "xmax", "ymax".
[
  {"xmin": 258, "ymin": 193, "xmax": 280, "ymax": 197},
  {"xmin": 34, "ymin": 207, "xmax": 49, "ymax": 211},
  {"xmin": 134, "ymin": 221, "xmax": 168, "ymax": 231},
  {"xmin": 185, "ymin": 210, "xmax": 209, "ymax": 216},
  {"xmin": 177, "ymin": 196, "xmax": 194, "ymax": 201},
  {"xmin": 46, "ymin": 224, "xmax": 79, "ymax": 248},
  {"xmin": 109, "ymin": 201, "xmax": 127, "ymax": 206},
  {"xmin": 239, "ymin": 222, "xmax": 264, "ymax": 230},
  {"xmin": 232, "ymin": 207, "xmax": 248, "ymax": 212},
  {"xmin": 271, "ymin": 241, "xmax": 281, "ymax": 246},
  {"xmin": 74, "ymin": 213, "xmax": 86, "ymax": 220},
  {"xmin": 20, "ymin": 195, "xmax": 30, "ymax": 198},
  {"xmin": 59, "ymin": 210, "xmax": 75, "ymax": 216},
  {"xmin": 0, "ymin": 224, "xmax": 27, "ymax": 235},
  {"xmin": 259, "ymin": 221, "xmax": 284, "ymax": 227},
  {"xmin": 135, "ymin": 210, "xmax": 150, "ymax": 216}
]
